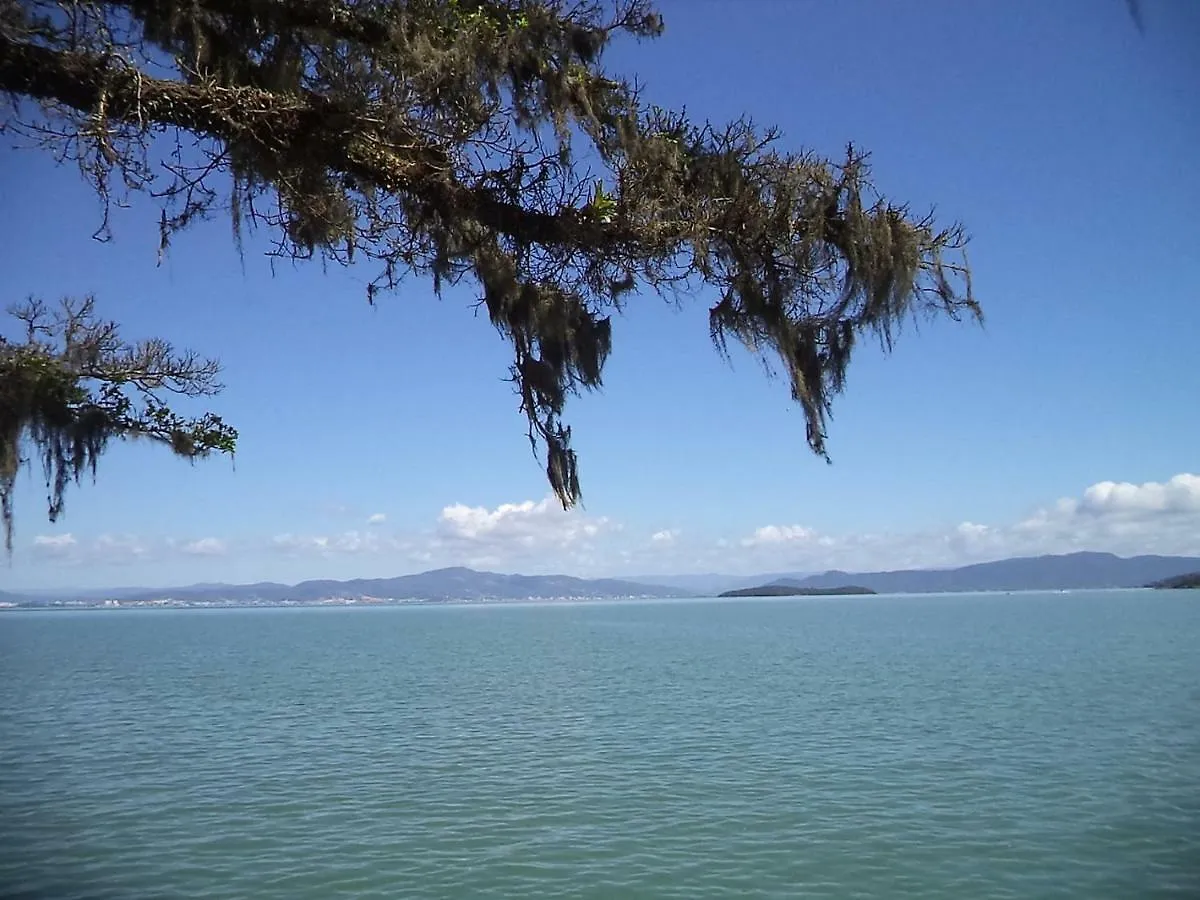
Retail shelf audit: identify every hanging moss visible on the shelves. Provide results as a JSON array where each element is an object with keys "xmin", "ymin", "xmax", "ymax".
[
  {"xmin": 0, "ymin": 346, "xmax": 107, "ymax": 554},
  {"xmin": 0, "ymin": 299, "xmax": 236, "ymax": 556},
  {"xmin": 2, "ymin": 1, "xmax": 977, "ymax": 512}
]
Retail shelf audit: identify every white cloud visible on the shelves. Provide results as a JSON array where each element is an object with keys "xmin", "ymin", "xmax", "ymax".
[
  {"xmin": 31, "ymin": 533, "xmax": 216, "ymax": 567},
  {"xmin": 17, "ymin": 473, "xmax": 1199, "ymax": 584},
  {"xmin": 1003, "ymin": 473, "xmax": 1200, "ymax": 556},
  {"xmin": 181, "ymin": 537, "xmax": 227, "ymax": 557},
  {"xmin": 367, "ymin": 513, "xmax": 387, "ymax": 525},
  {"xmin": 737, "ymin": 473, "xmax": 1200, "ymax": 573},
  {"xmin": 1076, "ymin": 473, "xmax": 1200, "ymax": 517},
  {"xmin": 271, "ymin": 530, "xmax": 402, "ymax": 556},
  {"xmin": 429, "ymin": 497, "xmax": 615, "ymax": 572},
  {"xmin": 93, "ymin": 534, "xmax": 150, "ymax": 561},
  {"xmin": 437, "ymin": 498, "xmax": 609, "ymax": 546},
  {"xmin": 741, "ymin": 524, "xmax": 816, "ymax": 547},
  {"xmin": 32, "ymin": 534, "xmax": 77, "ymax": 558},
  {"xmin": 33, "ymin": 533, "xmax": 77, "ymax": 548}
]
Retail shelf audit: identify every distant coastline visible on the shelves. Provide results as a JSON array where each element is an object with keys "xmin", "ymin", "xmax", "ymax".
[
  {"xmin": 1146, "ymin": 571, "xmax": 1200, "ymax": 590},
  {"xmin": 718, "ymin": 585, "xmax": 876, "ymax": 598},
  {"xmin": 7, "ymin": 552, "xmax": 1200, "ymax": 610},
  {"xmin": 0, "ymin": 594, "xmax": 668, "ymax": 612}
]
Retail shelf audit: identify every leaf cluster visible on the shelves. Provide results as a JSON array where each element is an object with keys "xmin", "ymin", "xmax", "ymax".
[{"xmin": 0, "ymin": 296, "xmax": 235, "ymax": 555}]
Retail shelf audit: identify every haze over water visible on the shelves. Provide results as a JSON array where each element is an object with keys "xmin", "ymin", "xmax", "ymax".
[{"xmin": 2, "ymin": 590, "xmax": 1198, "ymax": 898}]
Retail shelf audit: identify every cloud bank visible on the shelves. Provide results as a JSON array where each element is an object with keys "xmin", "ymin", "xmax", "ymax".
[
  {"xmin": 24, "ymin": 474, "xmax": 1200, "ymax": 580},
  {"xmin": 733, "ymin": 473, "xmax": 1200, "ymax": 573}
]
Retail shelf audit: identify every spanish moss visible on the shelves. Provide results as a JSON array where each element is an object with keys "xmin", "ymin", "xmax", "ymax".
[{"xmin": 0, "ymin": 0, "xmax": 977, "ymax": 515}]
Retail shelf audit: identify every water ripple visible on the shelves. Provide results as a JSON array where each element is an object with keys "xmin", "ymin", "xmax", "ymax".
[{"xmin": 2, "ymin": 592, "xmax": 1199, "ymax": 898}]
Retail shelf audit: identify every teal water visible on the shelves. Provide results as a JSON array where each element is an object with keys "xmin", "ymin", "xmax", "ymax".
[{"xmin": 1, "ymin": 590, "xmax": 1198, "ymax": 898}]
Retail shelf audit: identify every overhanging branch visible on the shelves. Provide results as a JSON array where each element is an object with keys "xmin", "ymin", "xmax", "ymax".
[{"xmin": 0, "ymin": 32, "xmax": 629, "ymax": 254}]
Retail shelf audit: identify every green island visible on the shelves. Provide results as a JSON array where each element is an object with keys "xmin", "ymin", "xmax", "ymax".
[
  {"xmin": 1147, "ymin": 572, "xmax": 1200, "ymax": 590},
  {"xmin": 718, "ymin": 585, "xmax": 877, "ymax": 598}
]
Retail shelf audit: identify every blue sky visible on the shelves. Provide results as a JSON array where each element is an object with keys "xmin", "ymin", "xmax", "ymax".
[{"xmin": 3, "ymin": 0, "xmax": 1199, "ymax": 590}]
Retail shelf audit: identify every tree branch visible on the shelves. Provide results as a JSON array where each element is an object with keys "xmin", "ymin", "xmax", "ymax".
[{"xmin": 0, "ymin": 31, "xmax": 626, "ymax": 253}]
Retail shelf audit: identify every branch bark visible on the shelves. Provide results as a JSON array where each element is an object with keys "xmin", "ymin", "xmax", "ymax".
[{"xmin": 0, "ymin": 32, "xmax": 625, "ymax": 253}]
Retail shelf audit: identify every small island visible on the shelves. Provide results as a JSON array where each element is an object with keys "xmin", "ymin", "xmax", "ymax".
[
  {"xmin": 1146, "ymin": 572, "xmax": 1200, "ymax": 590},
  {"xmin": 719, "ymin": 584, "xmax": 877, "ymax": 598}
]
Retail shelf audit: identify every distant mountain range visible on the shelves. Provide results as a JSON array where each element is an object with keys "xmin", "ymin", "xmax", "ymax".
[
  {"xmin": 620, "ymin": 572, "xmax": 813, "ymax": 595},
  {"xmin": 763, "ymin": 552, "xmax": 1200, "ymax": 594},
  {"xmin": 4, "ymin": 552, "xmax": 1198, "ymax": 608},
  {"xmin": 0, "ymin": 567, "xmax": 691, "ymax": 606}
]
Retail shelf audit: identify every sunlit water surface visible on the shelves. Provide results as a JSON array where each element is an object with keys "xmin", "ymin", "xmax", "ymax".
[{"xmin": 2, "ymin": 590, "xmax": 1198, "ymax": 898}]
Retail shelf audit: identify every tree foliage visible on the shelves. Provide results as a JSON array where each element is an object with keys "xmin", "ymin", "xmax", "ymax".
[
  {"xmin": 0, "ymin": 0, "xmax": 978, "ymax": 532},
  {"xmin": 0, "ymin": 297, "xmax": 236, "ymax": 554}
]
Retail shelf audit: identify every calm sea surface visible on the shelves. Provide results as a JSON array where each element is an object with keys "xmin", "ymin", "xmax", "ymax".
[{"xmin": 1, "ymin": 590, "xmax": 1198, "ymax": 899}]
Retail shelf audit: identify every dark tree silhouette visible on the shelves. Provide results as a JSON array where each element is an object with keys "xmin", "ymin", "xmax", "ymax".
[
  {"xmin": 0, "ymin": 297, "xmax": 235, "ymax": 553},
  {"xmin": 0, "ymin": 0, "xmax": 979, "ymax": 549}
]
